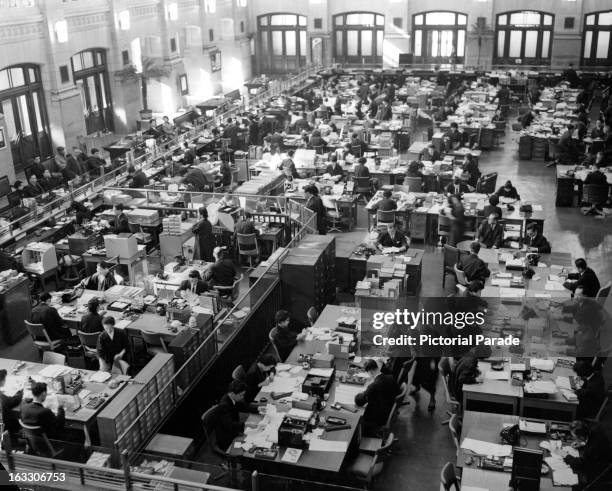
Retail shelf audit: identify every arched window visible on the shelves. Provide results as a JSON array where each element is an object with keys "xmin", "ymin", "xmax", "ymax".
[
  {"xmin": 583, "ymin": 11, "xmax": 612, "ymax": 66},
  {"xmin": 494, "ymin": 11, "xmax": 553, "ymax": 65},
  {"xmin": 412, "ymin": 12, "xmax": 467, "ymax": 64},
  {"xmin": 0, "ymin": 64, "xmax": 51, "ymax": 170},
  {"xmin": 333, "ymin": 12, "xmax": 384, "ymax": 64},
  {"xmin": 71, "ymin": 49, "xmax": 113, "ymax": 135},
  {"xmin": 257, "ymin": 13, "xmax": 307, "ymax": 73}
]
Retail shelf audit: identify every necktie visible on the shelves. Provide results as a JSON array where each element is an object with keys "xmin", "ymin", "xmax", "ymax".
[
  {"xmin": 455, "ymin": 185, "xmax": 459, "ymax": 194},
  {"xmin": 98, "ymin": 276, "xmax": 103, "ymax": 291},
  {"xmin": 192, "ymin": 283, "xmax": 196, "ymax": 293}
]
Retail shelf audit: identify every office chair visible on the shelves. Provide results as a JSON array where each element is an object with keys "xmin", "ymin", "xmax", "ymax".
[
  {"xmin": 347, "ymin": 432, "xmax": 395, "ymax": 490},
  {"xmin": 442, "ymin": 245, "xmax": 459, "ymax": 288},
  {"xmin": 141, "ymin": 331, "xmax": 169, "ymax": 356},
  {"xmin": 42, "ymin": 352, "xmax": 66, "ymax": 365},
  {"xmin": 438, "ymin": 358, "xmax": 460, "ymax": 425},
  {"xmin": 440, "ymin": 461, "xmax": 461, "ymax": 491},
  {"xmin": 24, "ymin": 321, "xmax": 63, "ymax": 355},
  {"xmin": 19, "ymin": 420, "xmax": 63, "ymax": 458}
]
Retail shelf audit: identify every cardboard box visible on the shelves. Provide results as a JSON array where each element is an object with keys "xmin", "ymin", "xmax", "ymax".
[
  {"xmin": 104, "ymin": 234, "xmax": 138, "ymax": 258},
  {"xmin": 311, "ymin": 353, "xmax": 334, "ymax": 368}
]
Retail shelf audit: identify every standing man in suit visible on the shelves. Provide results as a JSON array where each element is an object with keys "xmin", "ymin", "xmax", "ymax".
[
  {"xmin": 215, "ymin": 380, "xmax": 249, "ymax": 451},
  {"xmin": 20, "ymin": 382, "xmax": 65, "ymax": 454},
  {"xmin": 355, "ymin": 359, "xmax": 400, "ymax": 436},
  {"xmin": 523, "ymin": 223, "xmax": 551, "ymax": 253},
  {"xmin": 458, "ymin": 241, "xmax": 490, "ymax": 290},
  {"xmin": 564, "ymin": 258, "xmax": 601, "ymax": 298},
  {"xmin": 477, "ymin": 213, "xmax": 504, "ymax": 249},
  {"xmin": 31, "ymin": 293, "xmax": 72, "ymax": 341},
  {"xmin": 178, "ymin": 270, "xmax": 209, "ymax": 295}
]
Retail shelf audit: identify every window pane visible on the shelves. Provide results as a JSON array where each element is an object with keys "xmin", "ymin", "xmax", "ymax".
[
  {"xmin": 586, "ymin": 14, "xmax": 594, "ymax": 26},
  {"xmin": 0, "ymin": 70, "xmax": 9, "ymax": 91},
  {"xmin": 426, "ymin": 12, "xmax": 456, "ymax": 25},
  {"xmin": 510, "ymin": 11, "xmax": 540, "ymax": 26},
  {"xmin": 541, "ymin": 31, "xmax": 550, "ymax": 58},
  {"xmin": 10, "ymin": 68, "xmax": 24, "ymax": 87},
  {"xmin": 414, "ymin": 30, "xmax": 422, "ymax": 56},
  {"xmin": 87, "ymin": 77, "xmax": 98, "ymax": 112},
  {"xmin": 457, "ymin": 29, "xmax": 465, "ymax": 56},
  {"xmin": 509, "ymin": 30, "xmax": 522, "ymax": 57},
  {"xmin": 597, "ymin": 31, "xmax": 610, "ymax": 58},
  {"xmin": 82, "ymin": 51, "xmax": 94, "ymax": 69},
  {"xmin": 432, "ymin": 30, "xmax": 439, "ymax": 57},
  {"xmin": 28, "ymin": 68, "xmax": 36, "ymax": 82},
  {"xmin": 543, "ymin": 15, "xmax": 553, "ymax": 26},
  {"xmin": 259, "ymin": 16, "xmax": 268, "ymax": 26},
  {"xmin": 599, "ymin": 12, "xmax": 612, "ymax": 25},
  {"xmin": 1, "ymin": 99, "xmax": 17, "ymax": 139},
  {"xmin": 271, "ymin": 15, "xmax": 292, "ymax": 26},
  {"xmin": 16, "ymin": 95, "xmax": 32, "ymax": 136},
  {"xmin": 272, "ymin": 31, "xmax": 283, "ymax": 55},
  {"xmin": 298, "ymin": 16, "xmax": 306, "ymax": 26},
  {"xmin": 335, "ymin": 31, "xmax": 343, "ymax": 56},
  {"xmin": 261, "ymin": 32, "xmax": 268, "ymax": 53},
  {"xmin": 524, "ymin": 31, "xmax": 538, "ymax": 57},
  {"xmin": 497, "ymin": 31, "xmax": 506, "ymax": 57},
  {"xmin": 376, "ymin": 15, "xmax": 384, "ymax": 26},
  {"xmin": 441, "ymin": 30, "xmax": 454, "ymax": 57},
  {"xmin": 33, "ymin": 91, "xmax": 44, "ymax": 131},
  {"xmin": 99, "ymin": 73, "xmax": 108, "ymax": 108},
  {"xmin": 498, "ymin": 15, "xmax": 507, "ymax": 26},
  {"xmin": 334, "ymin": 16, "xmax": 343, "ymax": 26},
  {"xmin": 347, "ymin": 31, "xmax": 358, "ymax": 56},
  {"xmin": 584, "ymin": 30, "xmax": 593, "ymax": 58},
  {"xmin": 300, "ymin": 31, "xmax": 306, "ymax": 56},
  {"xmin": 376, "ymin": 30, "xmax": 383, "ymax": 56},
  {"xmin": 415, "ymin": 15, "xmax": 423, "ymax": 26},
  {"xmin": 361, "ymin": 30, "xmax": 372, "ymax": 56},
  {"xmin": 285, "ymin": 31, "xmax": 296, "ymax": 56},
  {"xmin": 458, "ymin": 15, "xmax": 467, "ymax": 25}
]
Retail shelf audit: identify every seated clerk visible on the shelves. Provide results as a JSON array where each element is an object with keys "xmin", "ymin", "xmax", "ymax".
[
  {"xmin": 572, "ymin": 361, "xmax": 606, "ymax": 420},
  {"xmin": 279, "ymin": 150, "xmax": 300, "ymax": 178},
  {"xmin": 373, "ymin": 190, "xmax": 397, "ymax": 212},
  {"xmin": 419, "ymin": 143, "xmax": 441, "ymax": 162},
  {"xmin": 376, "ymin": 222, "xmax": 409, "ymax": 253},
  {"xmin": 31, "ymin": 292, "xmax": 72, "ymax": 341},
  {"xmin": 182, "ymin": 142, "xmax": 197, "ymax": 165},
  {"xmin": 234, "ymin": 211, "xmax": 259, "ymax": 240},
  {"xmin": 23, "ymin": 175, "xmax": 45, "ymax": 197},
  {"xmin": 0, "ymin": 369, "xmax": 22, "ymax": 445},
  {"xmin": 127, "ymin": 165, "xmax": 148, "ymax": 188},
  {"xmin": 354, "ymin": 157, "xmax": 371, "ymax": 178},
  {"xmin": 583, "ymin": 162, "xmax": 608, "ymax": 186},
  {"xmin": 495, "ymin": 180, "xmax": 520, "ymax": 200},
  {"xmin": 205, "ymin": 247, "xmax": 237, "ymax": 287},
  {"xmin": 215, "ymin": 380, "xmax": 250, "ymax": 451},
  {"xmin": 178, "ymin": 270, "xmax": 209, "ymax": 296},
  {"xmin": 80, "ymin": 298, "xmax": 104, "ymax": 334},
  {"xmin": 110, "ymin": 203, "xmax": 130, "ymax": 234},
  {"xmin": 477, "ymin": 213, "xmax": 504, "ymax": 249},
  {"xmin": 326, "ymin": 155, "xmax": 344, "ymax": 178},
  {"xmin": 590, "ymin": 120, "xmax": 605, "ymax": 139},
  {"xmin": 308, "ymin": 129, "xmax": 326, "ymax": 150},
  {"xmin": 20, "ymin": 382, "xmax": 65, "ymax": 451},
  {"xmin": 482, "ymin": 194, "xmax": 502, "ymax": 220},
  {"xmin": 563, "ymin": 421, "xmax": 611, "ymax": 488},
  {"xmin": 405, "ymin": 160, "xmax": 424, "ymax": 179},
  {"xmin": 523, "ymin": 223, "xmax": 551, "ymax": 253},
  {"xmin": 219, "ymin": 158, "xmax": 232, "ymax": 187},
  {"xmin": 269, "ymin": 310, "xmax": 306, "ymax": 361},
  {"xmin": 244, "ymin": 354, "xmax": 277, "ymax": 404},
  {"xmin": 69, "ymin": 201, "xmax": 93, "ymax": 225},
  {"xmin": 354, "ymin": 359, "xmax": 400, "ymax": 437},
  {"xmin": 292, "ymin": 112, "xmax": 312, "ymax": 133},
  {"xmin": 445, "ymin": 122, "xmax": 464, "ymax": 150},
  {"xmin": 96, "ymin": 316, "xmax": 128, "ymax": 373},
  {"xmin": 450, "ymin": 352, "xmax": 482, "ymax": 406},
  {"xmin": 350, "ymin": 132, "xmax": 369, "ymax": 155},
  {"xmin": 40, "ymin": 169, "xmax": 61, "ymax": 191},
  {"xmin": 444, "ymin": 176, "xmax": 470, "ymax": 196},
  {"xmin": 520, "ymin": 109, "xmax": 537, "ymax": 129},
  {"xmin": 458, "ymin": 242, "xmax": 491, "ymax": 284},
  {"xmin": 80, "ymin": 261, "xmax": 117, "ymax": 291},
  {"xmin": 564, "ymin": 258, "xmax": 601, "ymax": 298}
]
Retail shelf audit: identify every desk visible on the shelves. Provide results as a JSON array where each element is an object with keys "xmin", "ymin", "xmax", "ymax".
[
  {"xmin": 556, "ymin": 165, "xmax": 612, "ymax": 207},
  {"xmin": 458, "ymin": 411, "xmax": 572, "ymax": 491},
  {"xmin": 82, "ymin": 249, "xmax": 146, "ymax": 285},
  {"xmin": 0, "ymin": 357, "xmax": 129, "ymax": 446}
]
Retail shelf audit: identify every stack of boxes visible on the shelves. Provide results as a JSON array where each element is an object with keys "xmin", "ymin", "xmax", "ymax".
[{"xmin": 162, "ymin": 215, "xmax": 183, "ymax": 235}]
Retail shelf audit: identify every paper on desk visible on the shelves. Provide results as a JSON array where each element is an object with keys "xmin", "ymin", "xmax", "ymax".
[
  {"xmin": 530, "ymin": 358, "xmax": 555, "ymax": 371},
  {"xmin": 114, "ymin": 319, "xmax": 133, "ymax": 329},
  {"xmin": 519, "ymin": 420, "xmax": 547, "ymax": 433},
  {"xmin": 334, "ymin": 384, "xmax": 363, "ymax": 406},
  {"xmin": 309, "ymin": 368, "xmax": 334, "ymax": 377},
  {"xmin": 289, "ymin": 366, "xmax": 303, "ymax": 374},
  {"xmin": 555, "ymin": 376, "xmax": 572, "ymax": 390},
  {"xmin": 89, "ymin": 371, "xmax": 112, "ymax": 383},
  {"xmin": 460, "ymin": 438, "xmax": 512, "ymax": 457},
  {"xmin": 524, "ymin": 381, "xmax": 558, "ymax": 394},
  {"xmin": 1, "ymin": 376, "xmax": 27, "ymax": 397},
  {"xmin": 560, "ymin": 389, "xmax": 578, "ymax": 401},
  {"xmin": 491, "ymin": 278, "xmax": 511, "ymax": 287},
  {"xmin": 38, "ymin": 364, "xmax": 71, "ymax": 379},
  {"xmin": 309, "ymin": 439, "xmax": 348, "ymax": 452},
  {"xmin": 509, "ymin": 364, "xmax": 526, "ymax": 372},
  {"xmin": 276, "ymin": 363, "xmax": 292, "ymax": 372},
  {"xmin": 552, "ymin": 469, "xmax": 579, "ymax": 486},
  {"xmin": 266, "ymin": 376, "xmax": 302, "ymax": 393},
  {"xmin": 545, "ymin": 281, "xmax": 566, "ymax": 291},
  {"xmin": 485, "ymin": 370, "xmax": 510, "ymax": 380},
  {"xmin": 287, "ymin": 408, "xmax": 313, "ymax": 420}
]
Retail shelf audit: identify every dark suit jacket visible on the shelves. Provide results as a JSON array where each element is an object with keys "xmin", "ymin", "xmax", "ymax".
[
  {"xmin": 112, "ymin": 212, "xmax": 130, "ymax": 234},
  {"xmin": 179, "ymin": 279, "xmax": 209, "ymax": 295},
  {"xmin": 450, "ymin": 355, "xmax": 479, "ymax": 404},
  {"xmin": 23, "ymin": 183, "xmax": 45, "ymax": 197},
  {"xmin": 374, "ymin": 198, "xmax": 397, "ymax": 211},
  {"xmin": 524, "ymin": 233, "xmax": 551, "ymax": 253},
  {"xmin": 96, "ymin": 329, "xmax": 128, "ymax": 365},
  {"xmin": 66, "ymin": 155, "xmax": 85, "ymax": 176},
  {"xmin": 355, "ymin": 374, "xmax": 399, "ymax": 430},
  {"xmin": 20, "ymin": 401, "xmax": 65, "ymax": 437},
  {"xmin": 31, "ymin": 304, "xmax": 71, "ymax": 341},
  {"xmin": 565, "ymin": 429, "xmax": 611, "ymax": 485},
  {"xmin": 444, "ymin": 182, "xmax": 469, "ymax": 195},
  {"xmin": 354, "ymin": 164, "xmax": 370, "ymax": 178},
  {"xmin": 419, "ymin": 149, "xmax": 441, "ymax": 162},
  {"xmin": 576, "ymin": 371, "xmax": 606, "ymax": 419},
  {"xmin": 584, "ymin": 170, "xmax": 608, "ymax": 186},
  {"xmin": 0, "ymin": 390, "xmax": 23, "ymax": 434},
  {"xmin": 245, "ymin": 363, "xmax": 269, "ymax": 403},
  {"xmin": 206, "ymin": 259, "xmax": 237, "ymax": 287},
  {"xmin": 216, "ymin": 393, "xmax": 244, "ymax": 451},
  {"xmin": 568, "ymin": 268, "xmax": 601, "ymax": 297},
  {"xmin": 482, "ymin": 205, "xmax": 503, "ymax": 220},
  {"xmin": 459, "ymin": 254, "xmax": 490, "ymax": 283},
  {"xmin": 478, "ymin": 221, "xmax": 504, "ymax": 248},
  {"xmin": 80, "ymin": 313, "xmax": 103, "ymax": 334},
  {"xmin": 130, "ymin": 171, "xmax": 148, "ymax": 188},
  {"xmin": 270, "ymin": 326, "xmax": 298, "ymax": 361},
  {"xmin": 496, "ymin": 186, "xmax": 520, "ymax": 200},
  {"xmin": 377, "ymin": 231, "xmax": 408, "ymax": 249},
  {"xmin": 87, "ymin": 156, "xmax": 106, "ymax": 176},
  {"xmin": 326, "ymin": 163, "xmax": 344, "ymax": 177},
  {"xmin": 82, "ymin": 272, "xmax": 117, "ymax": 291}
]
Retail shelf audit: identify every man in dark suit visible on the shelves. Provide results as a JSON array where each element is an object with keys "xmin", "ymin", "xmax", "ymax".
[
  {"xmin": 564, "ymin": 421, "xmax": 611, "ymax": 487},
  {"xmin": 68, "ymin": 147, "xmax": 87, "ymax": 176},
  {"xmin": 79, "ymin": 261, "xmax": 117, "ymax": 291},
  {"xmin": 445, "ymin": 122, "xmax": 464, "ymax": 150},
  {"xmin": 205, "ymin": 247, "xmax": 237, "ymax": 287},
  {"xmin": 178, "ymin": 270, "xmax": 209, "ymax": 295},
  {"xmin": 0, "ymin": 368, "xmax": 23, "ymax": 445},
  {"xmin": 111, "ymin": 203, "xmax": 130, "ymax": 234},
  {"xmin": 127, "ymin": 166, "xmax": 148, "ymax": 188},
  {"xmin": 31, "ymin": 293, "xmax": 72, "ymax": 340},
  {"xmin": 350, "ymin": 133, "xmax": 368, "ymax": 156},
  {"xmin": 376, "ymin": 222, "xmax": 409, "ymax": 252},
  {"xmin": 20, "ymin": 382, "xmax": 65, "ymax": 453},
  {"xmin": 234, "ymin": 212, "xmax": 259, "ymax": 250},
  {"xmin": 29, "ymin": 156, "xmax": 46, "ymax": 179},
  {"xmin": 450, "ymin": 352, "xmax": 482, "ymax": 406},
  {"xmin": 559, "ymin": 124, "xmax": 582, "ymax": 162},
  {"xmin": 182, "ymin": 142, "xmax": 197, "ymax": 165},
  {"xmin": 354, "ymin": 157, "xmax": 370, "ymax": 178},
  {"xmin": 591, "ymin": 120, "xmax": 605, "ymax": 139},
  {"xmin": 292, "ymin": 112, "xmax": 312, "ymax": 133},
  {"xmin": 244, "ymin": 354, "xmax": 277, "ymax": 404},
  {"xmin": 564, "ymin": 258, "xmax": 601, "ymax": 298},
  {"xmin": 482, "ymin": 195, "xmax": 502, "ymax": 220},
  {"xmin": 222, "ymin": 118, "xmax": 240, "ymax": 150},
  {"xmin": 458, "ymin": 242, "xmax": 490, "ymax": 287},
  {"xmin": 524, "ymin": 223, "xmax": 551, "ymax": 253},
  {"xmin": 419, "ymin": 143, "xmax": 441, "ymax": 162},
  {"xmin": 268, "ymin": 131, "xmax": 284, "ymax": 151},
  {"xmin": 355, "ymin": 359, "xmax": 400, "ymax": 436},
  {"xmin": 444, "ymin": 177, "xmax": 470, "ymax": 196},
  {"xmin": 373, "ymin": 190, "xmax": 397, "ymax": 212},
  {"xmin": 87, "ymin": 148, "xmax": 106, "ymax": 176},
  {"xmin": 269, "ymin": 310, "xmax": 306, "ymax": 361},
  {"xmin": 478, "ymin": 214, "xmax": 504, "ymax": 249},
  {"xmin": 495, "ymin": 180, "xmax": 520, "ymax": 200},
  {"xmin": 215, "ymin": 380, "xmax": 248, "ymax": 451},
  {"xmin": 572, "ymin": 361, "xmax": 606, "ymax": 420},
  {"xmin": 23, "ymin": 175, "xmax": 45, "ymax": 197}
]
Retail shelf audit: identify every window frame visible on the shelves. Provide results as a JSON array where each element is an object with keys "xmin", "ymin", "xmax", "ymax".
[
  {"xmin": 493, "ymin": 10, "xmax": 554, "ymax": 66},
  {"xmin": 333, "ymin": 11, "xmax": 385, "ymax": 64},
  {"xmin": 582, "ymin": 10, "xmax": 612, "ymax": 66},
  {"xmin": 411, "ymin": 11, "xmax": 467, "ymax": 64},
  {"xmin": 257, "ymin": 13, "xmax": 307, "ymax": 73}
]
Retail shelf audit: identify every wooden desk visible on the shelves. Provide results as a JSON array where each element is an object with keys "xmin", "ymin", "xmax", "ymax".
[
  {"xmin": 0, "ymin": 357, "xmax": 129, "ymax": 446},
  {"xmin": 82, "ymin": 249, "xmax": 146, "ymax": 285},
  {"xmin": 458, "ymin": 411, "xmax": 572, "ymax": 491},
  {"xmin": 462, "ymin": 362, "xmax": 522, "ymax": 415}
]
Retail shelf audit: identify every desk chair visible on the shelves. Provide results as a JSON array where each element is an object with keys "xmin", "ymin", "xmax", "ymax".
[
  {"xmin": 59, "ymin": 254, "xmax": 85, "ymax": 287},
  {"xmin": 440, "ymin": 462, "xmax": 461, "ymax": 491},
  {"xmin": 19, "ymin": 420, "xmax": 62, "ymax": 458},
  {"xmin": 24, "ymin": 321, "xmax": 63, "ymax": 355},
  {"xmin": 347, "ymin": 432, "xmax": 394, "ymax": 490},
  {"xmin": 306, "ymin": 306, "xmax": 319, "ymax": 327},
  {"xmin": 475, "ymin": 172, "xmax": 497, "ymax": 194},
  {"xmin": 313, "ymin": 145, "xmax": 325, "ymax": 155},
  {"xmin": 376, "ymin": 210, "xmax": 395, "ymax": 232},
  {"xmin": 438, "ymin": 215, "xmax": 452, "ymax": 245},
  {"xmin": 268, "ymin": 330, "xmax": 282, "ymax": 362},
  {"xmin": 388, "ymin": 382, "xmax": 408, "ymax": 427},
  {"xmin": 353, "ymin": 177, "xmax": 372, "ymax": 204},
  {"xmin": 582, "ymin": 184, "xmax": 608, "ymax": 217},
  {"xmin": 351, "ymin": 145, "xmax": 363, "ymax": 158},
  {"xmin": 42, "ymin": 352, "xmax": 66, "ymax": 365},
  {"xmin": 597, "ymin": 281, "xmax": 611, "ymax": 299},
  {"xmin": 141, "ymin": 331, "xmax": 169, "ymax": 356},
  {"xmin": 326, "ymin": 200, "xmax": 343, "ymax": 233},
  {"xmin": 442, "ymin": 245, "xmax": 459, "ymax": 288},
  {"xmin": 586, "ymin": 392, "xmax": 611, "ymax": 425},
  {"xmin": 236, "ymin": 234, "xmax": 259, "ymax": 270},
  {"xmin": 213, "ymin": 274, "xmax": 243, "ymax": 307},
  {"xmin": 438, "ymin": 358, "xmax": 460, "ymax": 425},
  {"xmin": 448, "ymin": 414, "xmax": 461, "ymax": 451},
  {"xmin": 453, "ymin": 264, "xmax": 469, "ymax": 287},
  {"xmin": 404, "ymin": 177, "xmax": 422, "ymax": 192},
  {"xmin": 78, "ymin": 330, "xmax": 100, "ymax": 366},
  {"xmin": 231, "ymin": 365, "xmax": 246, "ymax": 383}
]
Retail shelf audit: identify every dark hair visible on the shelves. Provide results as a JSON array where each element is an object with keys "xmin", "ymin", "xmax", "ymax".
[
  {"xmin": 259, "ymin": 354, "xmax": 277, "ymax": 366},
  {"xmin": 408, "ymin": 160, "xmax": 420, "ymax": 173},
  {"xmin": 102, "ymin": 316, "xmax": 116, "ymax": 326},
  {"xmin": 87, "ymin": 298, "xmax": 99, "ymax": 313},
  {"xmin": 228, "ymin": 380, "xmax": 247, "ymax": 395},
  {"xmin": 0, "ymin": 369, "xmax": 6, "ymax": 382},
  {"xmin": 304, "ymin": 184, "xmax": 319, "ymax": 196},
  {"xmin": 244, "ymin": 211, "xmax": 253, "ymax": 219},
  {"xmin": 188, "ymin": 270, "xmax": 201, "ymax": 279},
  {"xmin": 287, "ymin": 149, "xmax": 295, "ymax": 157},
  {"xmin": 488, "ymin": 195, "xmax": 499, "ymax": 206},
  {"xmin": 504, "ymin": 181, "xmax": 513, "ymax": 188},
  {"xmin": 275, "ymin": 310, "xmax": 290, "ymax": 324},
  {"xmin": 330, "ymin": 154, "xmax": 338, "ymax": 163},
  {"xmin": 40, "ymin": 292, "xmax": 52, "ymax": 302},
  {"xmin": 31, "ymin": 382, "xmax": 47, "ymax": 397},
  {"xmin": 355, "ymin": 392, "xmax": 367, "ymax": 407},
  {"xmin": 526, "ymin": 223, "xmax": 538, "ymax": 233},
  {"xmin": 575, "ymin": 258, "xmax": 587, "ymax": 270},
  {"xmin": 470, "ymin": 241, "xmax": 481, "ymax": 254},
  {"xmin": 98, "ymin": 261, "xmax": 111, "ymax": 270},
  {"xmin": 450, "ymin": 122, "xmax": 458, "ymax": 129},
  {"xmin": 573, "ymin": 360, "xmax": 594, "ymax": 378},
  {"xmin": 127, "ymin": 166, "xmax": 135, "ymax": 174},
  {"xmin": 363, "ymin": 359, "xmax": 378, "ymax": 372},
  {"xmin": 383, "ymin": 190, "xmax": 392, "ymax": 198},
  {"xmin": 91, "ymin": 148, "xmax": 99, "ymax": 154},
  {"xmin": 14, "ymin": 180, "xmax": 23, "ymax": 189},
  {"xmin": 569, "ymin": 420, "xmax": 590, "ymax": 440},
  {"xmin": 199, "ymin": 207, "xmax": 208, "ymax": 218},
  {"xmin": 115, "ymin": 203, "xmax": 124, "ymax": 212},
  {"xmin": 358, "ymin": 157, "xmax": 367, "ymax": 165}
]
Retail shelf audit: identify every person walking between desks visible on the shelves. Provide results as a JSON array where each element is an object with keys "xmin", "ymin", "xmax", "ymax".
[{"xmin": 192, "ymin": 207, "xmax": 215, "ymax": 262}]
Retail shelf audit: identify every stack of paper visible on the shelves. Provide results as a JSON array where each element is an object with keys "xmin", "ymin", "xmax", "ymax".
[
  {"xmin": 38, "ymin": 364, "xmax": 71, "ymax": 379},
  {"xmin": 530, "ymin": 358, "xmax": 555, "ymax": 371},
  {"xmin": 524, "ymin": 380, "xmax": 558, "ymax": 394},
  {"xmin": 519, "ymin": 420, "xmax": 547, "ymax": 433},
  {"xmin": 460, "ymin": 438, "xmax": 512, "ymax": 457},
  {"xmin": 555, "ymin": 376, "xmax": 572, "ymax": 390},
  {"xmin": 334, "ymin": 384, "xmax": 364, "ymax": 406},
  {"xmin": 485, "ymin": 371, "xmax": 510, "ymax": 380},
  {"xmin": 309, "ymin": 368, "xmax": 334, "ymax": 377},
  {"xmin": 309, "ymin": 439, "xmax": 348, "ymax": 452}
]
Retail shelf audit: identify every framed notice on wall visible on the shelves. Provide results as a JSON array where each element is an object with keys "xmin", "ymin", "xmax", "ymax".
[{"xmin": 0, "ymin": 128, "xmax": 5, "ymax": 149}]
